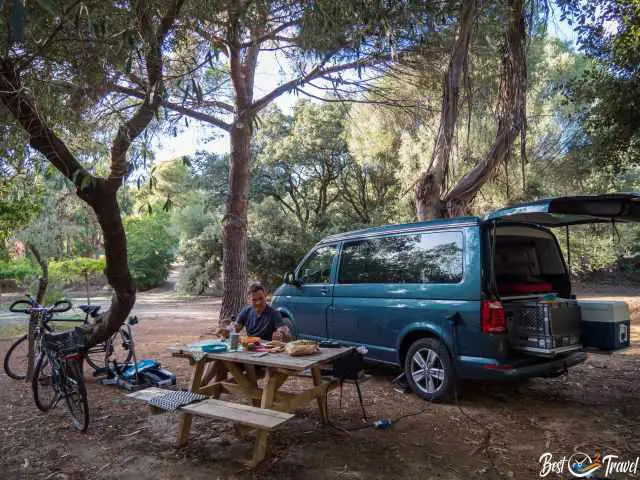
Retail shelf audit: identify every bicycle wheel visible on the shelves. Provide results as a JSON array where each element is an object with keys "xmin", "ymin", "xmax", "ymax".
[
  {"xmin": 63, "ymin": 358, "xmax": 89, "ymax": 432},
  {"xmin": 110, "ymin": 327, "xmax": 134, "ymax": 366},
  {"xmin": 84, "ymin": 343, "xmax": 107, "ymax": 371},
  {"xmin": 3, "ymin": 334, "xmax": 28, "ymax": 380},
  {"xmin": 32, "ymin": 353, "xmax": 58, "ymax": 412}
]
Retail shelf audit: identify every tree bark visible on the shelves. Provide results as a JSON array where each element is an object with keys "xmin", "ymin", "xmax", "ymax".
[
  {"xmin": 415, "ymin": 0, "xmax": 476, "ymax": 221},
  {"xmin": 26, "ymin": 243, "xmax": 48, "ymax": 304},
  {"xmin": 219, "ymin": 5, "xmax": 259, "ymax": 323},
  {"xmin": 0, "ymin": 0, "xmax": 183, "ymax": 348},
  {"xmin": 220, "ymin": 120, "xmax": 252, "ymax": 321},
  {"xmin": 443, "ymin": 0, "xmax": 526, "ymax": 213}
]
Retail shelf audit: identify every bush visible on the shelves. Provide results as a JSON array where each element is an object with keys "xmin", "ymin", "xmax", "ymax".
[
  {"xmin": 125, "ymin": 213, "xmax": 177, "ymax": 290},
  {"xmin": 0, "ymin": 257, "xmax": 38, "ymax": 282},
  {"xmin": 177, "ymin": 225, "xmax": 223, "ymax": 294},
  {"xmin": 247, "ymin": 199, "xmax": 319, "ymax": 291},
  {"xmin": 49, "ymin": 257, "xmax": 106, "ymax": 286}
]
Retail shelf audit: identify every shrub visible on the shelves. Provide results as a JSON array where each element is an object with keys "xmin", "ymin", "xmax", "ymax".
[
  {"xmin": 177, "ymin": 225, "xmax": 223, "ymax": 294},
  {"xmin": 0, "ymin": 257, "xmax": 38, "ymax": 282},
  {"xmin": 49, "ymin": 257, "xmax": 106, "ymax": 285},
  {"xmin": 125, "ymin": 213, "xmax": 177, "ymax": 290}
]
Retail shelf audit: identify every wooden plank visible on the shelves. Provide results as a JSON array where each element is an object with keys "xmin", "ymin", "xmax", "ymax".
[
  {"xmin": 311, "ymin": 367, "xmax": 328, "ymax": 424},
  {"xmin": 284, "ymin": 380, "xmax": 336, "ymax": 412},
  {"xmin": 172, "ymin": 347, "xmax": 353, "ymax": 371},
  {"xmin": 177, "ymin": 360, "xmax": 205, "ymax": 447},
  {"xmin": 180, "ymin": 399, "xmax": 293, "ymax": 431},
  {"xmin": 223, "ymin": 361, "xmax": 259, "ymax": 393},
  {"xmin": 252, "ymin": 369, "xmax": 283, "ymax": 465}
]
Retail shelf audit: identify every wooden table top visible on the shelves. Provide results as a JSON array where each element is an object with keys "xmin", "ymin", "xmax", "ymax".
[{"xmin": 171, "ymin": 345, "xmax": 353, "ymax": 371}]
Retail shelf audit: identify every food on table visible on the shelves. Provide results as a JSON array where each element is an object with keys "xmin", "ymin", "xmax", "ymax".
[{"xmin": 285, "ymin": 339, "xmax": 320, "ymax": 356}]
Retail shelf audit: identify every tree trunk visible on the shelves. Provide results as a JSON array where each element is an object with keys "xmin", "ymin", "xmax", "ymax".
[
  {"xmin": 443, "ymin": 0, "xmax": 526, "ymax": 213},
  {"xmin": 25, "ymin": 242, "xmax": 47, "ymax": 381},
  {"xmin": 220, "ymin": 119, "xmax": 252, "ymax": 322},
  {"xmin": 415, "ymin": 0, "xmax": 476, "ymax": 221},
  {"xmin": 79, "ymin": 180, "xmax": 136, "ymax": 347},
  {"xmin": 27, "ymin": 243, "xmax": 48, "ymax": 304}
]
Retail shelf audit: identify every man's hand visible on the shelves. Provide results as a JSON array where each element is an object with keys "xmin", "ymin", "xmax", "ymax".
[{"xmin": 272, "ymin": 325, "xmax": 292, "ymax": 342}]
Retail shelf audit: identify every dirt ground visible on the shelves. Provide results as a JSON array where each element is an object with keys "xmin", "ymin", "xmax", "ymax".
[{"xmin": 1, "ymin": 286, "xmax": 639, "ymax": 480}]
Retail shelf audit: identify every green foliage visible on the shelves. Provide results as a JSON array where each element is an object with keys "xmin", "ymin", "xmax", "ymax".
[
  {"xmin": 0, "ymin": 257, "xmax": 38, "ymax": 282},
  {"xmin": 48, "ymin": 257, "xmax": 106, "ymax": 285},
  {"xmin": 247, "ymin": 198, "xmax": 319, "ymax": 291},
  {"xmin": 125, "ymin": 213, "xmax": 177, "ymax": 290},
  {"xmin": 177, "ymin": 225, "xmax": 223, "ymax": 295}
]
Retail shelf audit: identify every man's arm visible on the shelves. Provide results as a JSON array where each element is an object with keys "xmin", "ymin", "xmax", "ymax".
[{"xmin": 234, "ymin": 306, "xmax": 249, "ymax": 332}]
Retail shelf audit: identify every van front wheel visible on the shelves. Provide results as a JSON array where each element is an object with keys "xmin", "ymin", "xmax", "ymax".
[{"xmin": 404, "ymin": 338, "xmax": 454, "ymax": 402}]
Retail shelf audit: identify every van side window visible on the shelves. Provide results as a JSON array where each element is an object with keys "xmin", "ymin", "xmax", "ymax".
[
  {"xmin": 298, "ymin": 245, "xmax": 337, "ymax": 284},
  {"xmin": 338, "ymin": 231, "xmax": 464, "ymax": 284}
]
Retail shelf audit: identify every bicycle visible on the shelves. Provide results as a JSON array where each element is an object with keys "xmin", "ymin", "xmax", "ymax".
[
  {"xmin": 4, "ymin": 297, "xmax": 135, "ymax": 377},
  {"xmin": 3, "ymin": 295, "xmax": 72, "ymax": 380},
  {"xmin": 33, "ymin": 327, "xmax": 89, "ymax": 431},
  {"xmin": 79, "ymin": 304, "xmax": 135, "ymax": 372}
]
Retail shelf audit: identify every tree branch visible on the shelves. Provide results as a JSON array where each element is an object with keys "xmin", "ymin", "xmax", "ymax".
[
  {"xmin": 109, "ymin": 0, "xmax": 185, "ymax": 187},
  {"xmin": 249, "ymin": 51, "xmax": 399, "ymax": 114},
  {"xmin": 0, "ymin": 61, "xmax": 91, "ymax": 189},
  {"xmin": 108, "ymin": 83, "xmax": 232, "ymax": 131}
]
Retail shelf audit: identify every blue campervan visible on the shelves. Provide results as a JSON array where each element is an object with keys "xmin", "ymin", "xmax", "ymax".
[{"xmin": 272, "ymin": 194, "xmax": 639, "ymax": 401}]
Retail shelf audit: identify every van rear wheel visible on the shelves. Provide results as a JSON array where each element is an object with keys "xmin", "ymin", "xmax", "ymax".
[{"xmin": 404, "ymin": 338, "xmax": 454, "ymax": 402}]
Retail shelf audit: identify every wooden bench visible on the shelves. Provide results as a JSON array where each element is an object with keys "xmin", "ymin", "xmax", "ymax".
[{"xmin": 127, "ymin": 387, "xmax": 294, "ymax": 439}]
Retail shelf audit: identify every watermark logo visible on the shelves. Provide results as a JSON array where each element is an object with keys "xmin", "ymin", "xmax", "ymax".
[{"xmin": 539, "ymin": 449, "xmax": 640, "ymax": 478}]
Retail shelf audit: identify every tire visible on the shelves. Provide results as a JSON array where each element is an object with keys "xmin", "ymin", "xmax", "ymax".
[
  {"xmin": 404, "ymin": 337, "xmax": 455, "ymax": 402},
  {"xmin": 110, "ymin": 327, "xmax": 134, "ymax": 366},
  {"xmin": 85, "ymin": 327, "xmax": 133, "ymax": 371},
  {"xmin": 85, "ymin": 343, "xmax": 106, "ymax": 371},
  {"xmin": 32, "ymin": 353, "xmax": 58, "ymax": 412},
  {"xmin": 63, "ymin": 359, "xmax": 89, "ymax": 432},
  {"xmin": 4, "ymin": 334, "xmax": 28, "ymax": 380}
]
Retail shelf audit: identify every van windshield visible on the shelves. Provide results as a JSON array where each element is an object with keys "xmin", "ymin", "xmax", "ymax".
[{"xmin": 493, "ymin": 225, "xmax": 570, "ymax": 298}]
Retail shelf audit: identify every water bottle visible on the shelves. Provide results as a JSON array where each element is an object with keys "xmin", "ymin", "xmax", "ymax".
[{"xmin": 229, "ymin": 331, "xmax": 240, "ymax": 351}]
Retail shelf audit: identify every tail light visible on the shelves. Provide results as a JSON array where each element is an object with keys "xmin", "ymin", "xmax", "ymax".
[{"xmin": 481, "ymin": 300, "xmax": 506, "ymax": 333}]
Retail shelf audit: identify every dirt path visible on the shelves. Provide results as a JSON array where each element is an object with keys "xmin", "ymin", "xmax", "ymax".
[{"xmin": 1, "ymin": 288, "xmax": 639, "ymax": 479}]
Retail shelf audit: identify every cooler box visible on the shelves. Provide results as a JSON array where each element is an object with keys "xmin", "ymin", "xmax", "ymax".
[{"xmin": 578, "ymin": 301, "xmax": 630, "ymax": 351}]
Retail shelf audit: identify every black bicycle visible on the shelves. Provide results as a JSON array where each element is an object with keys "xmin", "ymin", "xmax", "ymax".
[
  {"xmin": 33, "ymin": 328, "xmax": 89, "ymax": 431},
  {"xmin": 3, "ymin": 298, "xmax": 134, "ymax": 377},
  {"xmin": 80, "ymin": 304, "xmax": 135, "ymax": 372},
  {"xmin": 3, "ymin": 295, "xmax": 72, "ymax": 380}
]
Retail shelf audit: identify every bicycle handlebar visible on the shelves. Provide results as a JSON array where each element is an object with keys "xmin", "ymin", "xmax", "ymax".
[
  {"xmin": 8, "ymin": 295, "xmax": 72, "ymax": 314},
  {"xmin": 9, "ymin": 299, "xmax": 34, "ymax": 313},
  {"xmin": 50, "ymin": 300, "xmax": 72, "ymax": 313}
]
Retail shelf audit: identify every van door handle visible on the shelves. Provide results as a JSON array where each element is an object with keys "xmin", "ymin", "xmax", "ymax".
[{"xmin": 320, "ymin": 286, "xmax": 330, "ymax": 295}]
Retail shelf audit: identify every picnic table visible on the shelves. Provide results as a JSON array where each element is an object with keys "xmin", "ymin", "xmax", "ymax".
[{"xmin": 169, "ymin": 345, "xmax": 353, "ymax": 464}]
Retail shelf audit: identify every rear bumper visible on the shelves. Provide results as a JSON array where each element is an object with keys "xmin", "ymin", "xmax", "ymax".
[{"xmin": 455, "ymin": 351, "xmax": 588, "ymax": 380}]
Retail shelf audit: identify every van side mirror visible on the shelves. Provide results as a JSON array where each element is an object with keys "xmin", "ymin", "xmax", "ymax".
[{"xmin": 284, "ymin": 272, "xmax": 301, "ymax": 286}]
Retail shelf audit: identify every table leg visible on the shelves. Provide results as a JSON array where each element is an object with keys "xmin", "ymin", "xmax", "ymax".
[
  {"xmin": 252, "ymin": 368, "xmax": 283, "ymax": 465},
  {"xmin": 177, "ymin": 360, "xmax": 205, "ymax": 447},
  {"xmin": 311, "ymin": 366, "xmax": 329, "ymax": 424}
]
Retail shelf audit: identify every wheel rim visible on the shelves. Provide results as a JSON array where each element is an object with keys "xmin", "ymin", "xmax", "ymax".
[
  {"xmin": 110, "ymin": 329, "xmax": 133, "ymax": 365},
  {"xmin": 63, "ymin": 361, "xmax": 88, "ymax": 431},
  {"xmin": 35, "ymin": 356, "xmax": 58, "ymax": 410},
  {"xmin": 411, "ymin": 348, "xmax": 445, "ymax": 395}
]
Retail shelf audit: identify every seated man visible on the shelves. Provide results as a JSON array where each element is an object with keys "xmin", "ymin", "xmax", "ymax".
[
  {"xmin": 201, "ymin": 282, "xmax": 291, "ymax": 385},
  {"xmin": 234, "ymin": 282, "xmax": 291, "ymax": 341}
]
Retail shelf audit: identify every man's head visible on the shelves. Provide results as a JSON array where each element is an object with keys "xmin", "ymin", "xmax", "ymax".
[{"xmin": 247, "ymin": 282, "xmax": 267, "ymax": 311}]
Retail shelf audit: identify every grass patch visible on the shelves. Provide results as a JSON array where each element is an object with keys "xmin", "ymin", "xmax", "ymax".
[
  {"xmin": 0, "ymin": 324, "xmax": 27, "ymax": 340},
  {"xmin": 0, "ymin": 319, "xmax": 85, "ymax": 340}
]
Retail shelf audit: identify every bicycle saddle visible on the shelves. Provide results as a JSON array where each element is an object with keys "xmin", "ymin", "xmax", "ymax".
[{"xmin": 79, "ymin": 305, "xmax": 101, "ymax": 317}]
